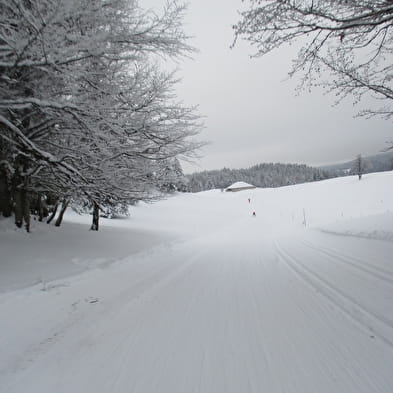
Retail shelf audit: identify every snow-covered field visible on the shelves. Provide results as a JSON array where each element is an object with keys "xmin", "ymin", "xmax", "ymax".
[{"xmin": 1, "ymin": 172, "xmax": 393, "ymax": 393}]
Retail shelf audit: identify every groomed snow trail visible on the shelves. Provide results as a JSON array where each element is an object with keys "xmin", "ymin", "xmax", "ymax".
[{"xmin": 1, "ymin": 217, "xmax": 393, "ymax": 393}]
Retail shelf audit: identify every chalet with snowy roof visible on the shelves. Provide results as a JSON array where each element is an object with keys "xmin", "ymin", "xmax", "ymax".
[{"xmin": 225, "ymin": 182, "xmax": 256, "ymax": 192}]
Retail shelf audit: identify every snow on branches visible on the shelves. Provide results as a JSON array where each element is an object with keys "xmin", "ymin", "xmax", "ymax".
[
  {"xmin": 233, "ymin": 0, "xmax": 393, "ymax": 120},
  {"xmin": 0, "ymin": 0, "xmax": 202, "ymax": 229}
]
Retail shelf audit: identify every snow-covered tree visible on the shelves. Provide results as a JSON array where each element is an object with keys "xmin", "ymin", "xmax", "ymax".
[
  {"xmin": 233, "ymin": 1, "xmax": 393, "ymax": 120},
  {"xmin": 352, "ymin": 154, "xmax": 364, "ymax": 180},
  {"xmin": 0, "ymin": 0, "xmax": 201, "ymax": 230}
]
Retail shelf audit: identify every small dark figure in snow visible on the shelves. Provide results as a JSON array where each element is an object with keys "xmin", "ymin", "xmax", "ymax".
[
  {"xmin": 248, "ymin": 198, "xmax": 251, "ymax": 203},
  {"xmin": 252, "ymin": 211, "xmax": 256, "ymax": 217}
]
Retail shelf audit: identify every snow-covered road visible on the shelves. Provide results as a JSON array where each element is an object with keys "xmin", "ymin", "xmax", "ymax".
[
  {"xmin": 2, "ymin": 222, "xmax": 393, "ymax": 393},
  {"xmin": 1, "ymin": 173, "xmax": 393, "ymax": 392}
]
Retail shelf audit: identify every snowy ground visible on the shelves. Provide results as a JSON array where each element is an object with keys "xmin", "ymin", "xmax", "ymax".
[{"xmin": 1, "ymin": 172, "xmax": 393, "ymax": 393}]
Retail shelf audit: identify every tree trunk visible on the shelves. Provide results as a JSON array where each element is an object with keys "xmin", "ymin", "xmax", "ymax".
[
  {"xmin": 14, "ymin": 189, "xmax": 23, "ymax": 228},
  {"xmin": 0, "ymin": 173, "xmax": 12, "ymax": 217},
  {"xmin": 14, "ymin": 189, "xmax": 30, "ymax": 232},
  {"xmin": 55, "ymin": 199, "xmax": 69, "ymax": 227},
  {"xmin": 90, "ymin": 202, "xmax": 99, "ymax": 231},
  {"xmin": 47, "ymin": 202, "xmax": 59, "ymax": 224},
  {"xmin": 23, "ymin": 190, "xmax": 30, "ymax": 232},
  {"xmin": 37, "ymin": 195, "xmax": 44, "ymax": 221},
  {"xmin": 12, "ymin": 155, "xmax": 30, "ymax": 231}
]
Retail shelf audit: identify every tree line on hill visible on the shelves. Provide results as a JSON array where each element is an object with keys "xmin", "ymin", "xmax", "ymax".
[
  {"xmin": 184, "ymin": 163, "xmax": 331, "ymax": 193},
  {"xmin": 0, "ymin": 0, "xmax": 201, "ymax": 231},
  {"xmin": 184, "ymin": 151, "xmax": 393, "ymax": 193},
  {"xmin": 321, "ymin": 151, "xmax": 393, "ymax": 178}
]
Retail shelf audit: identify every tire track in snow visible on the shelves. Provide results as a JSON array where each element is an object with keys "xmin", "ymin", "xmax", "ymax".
[
  {"xmin": 275, "ymin": 241, "xmax": 393, "ymax": 350},
  {"xmin": 301, "ymin": 239, "xmax": 393, "ymax": 283}
]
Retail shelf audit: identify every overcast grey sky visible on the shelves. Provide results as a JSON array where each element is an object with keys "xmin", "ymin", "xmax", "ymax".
[{"xmin": 146, "ymin": 0, "xmax": 392, "ymax": 173}]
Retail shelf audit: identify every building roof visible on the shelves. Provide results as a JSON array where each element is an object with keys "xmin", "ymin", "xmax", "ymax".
[{"xmin": 226, "ymin": 182, "xmax": 255, "ymax": 190}]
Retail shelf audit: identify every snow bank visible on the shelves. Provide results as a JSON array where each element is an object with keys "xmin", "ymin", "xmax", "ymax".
[
  {"xmin": 0, "ymin": 216, "xmax": 173, "ymax": 293},
  {"xmin": 321, "ymin": 212, "xmax": 393, "ymax": 242}
]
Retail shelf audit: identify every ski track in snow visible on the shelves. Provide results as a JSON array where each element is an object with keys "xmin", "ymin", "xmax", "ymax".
[
  {"xmin": 300, "ymin": 239, "xmax": 393, "ymax": 285},
  {"xmin": 2, "ymin": 226, "xmax": 393, "ymax": 393},
  {"xmin": 275, "ymin": 240, "xmax": 393, "ymax": 349}
]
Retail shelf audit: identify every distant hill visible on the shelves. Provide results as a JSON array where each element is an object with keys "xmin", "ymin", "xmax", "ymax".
[
  {"xmin": 185, "ymin": 163, "xmax": 330, "ymax": 193},
  {"xmin": 320, "ymin": 151, "xmax": 393, "ymax": 176},
  {"xmin": 184, "ymin": 150, "xmax": 393, "ymax": 193}
]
